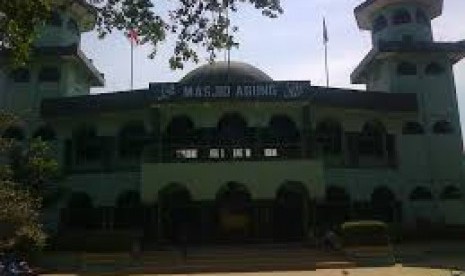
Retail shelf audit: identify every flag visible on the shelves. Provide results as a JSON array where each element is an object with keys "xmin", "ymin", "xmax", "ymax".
[
  {"xmin": 127, "ymin": 29, "xmax": 140, "ymax": 45},
  {"xmin": 323, "ymin": 18, "xmax": 328, "ymax": 44}
]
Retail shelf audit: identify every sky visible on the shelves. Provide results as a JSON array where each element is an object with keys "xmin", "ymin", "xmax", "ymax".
[{"xmin": 81, "ymin": 0, "xmax": 465, "ymax": 131}]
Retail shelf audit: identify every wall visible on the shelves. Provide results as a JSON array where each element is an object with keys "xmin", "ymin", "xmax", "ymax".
[{"xmin": 141, "ymin": 160, "xmax": 325, "ymax": 203}]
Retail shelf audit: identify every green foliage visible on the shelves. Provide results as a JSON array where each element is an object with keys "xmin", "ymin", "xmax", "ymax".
[
  {"xmin": 0, "ymin": 112, "xmax": 61, "ymax": 252},
  {"xmin": 0, "ymin": 181, "xmax": 46, "ymax": 252},
  {"xmin": 0, "ymin": 0, "xmax": 282, "ymax": 69},
  {"xmin": 0, "ymin": 0, "xmax": 53, "ymax": 67}
]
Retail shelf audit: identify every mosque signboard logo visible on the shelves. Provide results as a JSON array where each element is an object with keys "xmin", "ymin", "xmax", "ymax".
[{"xmin": 150, "ymin": 81, "xmax": 311, "ymax": 101}]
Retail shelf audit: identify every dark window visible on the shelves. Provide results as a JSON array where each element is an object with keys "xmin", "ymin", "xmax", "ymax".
[
  {"xmin": 433, "ymin": 121, "xmax": 453, "ymax": 134},
  {"xmin": 359, "ymin": 121, "xmax": 386, "ymax": 157},
  {"xmin": 416, "ymin": 9, "xmax": 430, "ymax": 25},
  {"xmin": 425, "ymin": 62, "xmax": 445, "ymax": 75},
  {"xmin": 217, "ymin": 113, "xmax": 248, "ymax": 143},
  {"xmin": 402, "ymin": 122, "xmax": 424, "ymax": 135},
  {"xmin": 166, "ymin": 115, "xmax": 195, "ymax": 144},
  {"xmin": 392, "ymin": 9, "xmax": 412, "ymax": 25},
  {"xmin": 397, "ymin": 62, "xmax": 417, "ymax": 76},
  {"xmin": 409, "ymin": 187, "xmax": 433, "ymax": 201},
  {"xmin": 373, "ymin": 15, "xmax": 388, "ymax": 33},
  {"xmin": 33, "ymin": 126, "xmax": 56, "ymax": 141},
  {"xmin": 73, "ymin": 125, "xmax": 100, "ymax": 163},
  {"xmin": 48, "ymin": 12, "xmax": 62, "ymax": 27},
  {"xmin": 316, "ymin": 119, "xmax": 342, "ymax": 155},
  {"xmin": 11, "ymin": 68, "xmax": 30, "ymax": 83},
  {"xmin": 2, "ymin": 126, "xmax": 25, "ymax": 141},
  {"xmin": 67, "ymin": 18, "xmax": 79, "ymax": 33},
  {"xmin": 268, "ymin": 115, "xmax": 299, "ymax": 143},
  {"xmin": 440, "ymin": 186, "xmax": 462, "ymax": 200},
  {"xmin": 118, "ymin": 122, "xmax": 147, "ymax": 159},
  {"xmin": 39, "ymin": 67, "xmax": 61, "ymax": 82}
]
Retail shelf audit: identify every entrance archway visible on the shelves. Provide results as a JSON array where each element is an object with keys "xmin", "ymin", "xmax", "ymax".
[
  {"xmin": 158, "ymin": 183, "xmax": 192, "ymax": 243},
  {"xmin": 325, "ymin": 186, "xmax": 351, "ymax": 228},
  {"xmin": 371, "ymin": 186, "xmax": 397, "ymax": 223},
  {"xmin": 215, "ymin": 182, "xmax": 252, "ymax": 242},
  {"xmin": 274, "ymin": 181, "xmax": 310, "ymax": 241}
]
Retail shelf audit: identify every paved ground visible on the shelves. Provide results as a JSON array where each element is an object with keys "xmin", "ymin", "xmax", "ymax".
[
  {"xmin": 41, "ymin": 266, "xmax": 465, "ymax": 276},
  {"xmin": 39, "ymin": 241, "xmax": 465, "ymax": 276}
]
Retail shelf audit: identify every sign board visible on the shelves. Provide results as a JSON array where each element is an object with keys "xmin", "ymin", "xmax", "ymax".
[{"xmin": 149, "ymin": 81, "xmax": 313, "ymax": 101}]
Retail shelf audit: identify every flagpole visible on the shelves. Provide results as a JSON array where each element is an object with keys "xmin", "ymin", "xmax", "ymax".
[
  {"xmin": 325, "ymin": 41, "xmax": 329, "ymax": 87},
  {"xmin": 323, "ymin": 17, "xmax": 329, "ymax": 88},
  {"xmin": 131, "ymin": 39, "xmax": 134, "ymax": 90}
]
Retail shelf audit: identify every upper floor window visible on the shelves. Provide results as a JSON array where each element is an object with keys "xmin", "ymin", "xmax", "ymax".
[
  {"xmin": 118, "ymin": 122, "xmax": 148, "ymax": 159},
  {"xmin": 402, "ymin": 122, "xmax": 424, "ymax": 135},
  {"xmin": 416, "ymin": 9, "xmax": 430, "ymax": 26},
  {"xmin": 441, "ymin": 186, "xmax": 462, "ymax": 200},
  {"xmin": 359, "ymin": 121, "xmax": 386, "ymax": 157},
  {"xmin": 166, "ymin": 115, "xmax": 195, "ymax": 144},
  {"xmin": 433, "ymin": 120, "xmax": 454, "ymax": 134},
  {"xmin": 315, "ymin": 119, "xmax": 342, "ymax": 155},
  {"xmin": 33, "ymin": 126, "xmax": 56, "ymax": 141},
  {"xmin": 373, "ymin": 15, "xmax": 388, "ymax": 33},
  {"xmin": 2, "ymin": 126, "xmax": 25, "ymax": 141},
  {"xmin": 425, "ymin": 62, "xmax": 445, "ymax": 75},
  {"xmin": 11, "ymin": 68, "xmax": 30, "ymax": 83},
  {"xmin": 48, "ymin": 12, "xmax": 62, "ymax": 27},
  {"xmin": 392, "ymin": 9, "xmax": 412, "ymax": 25},
  {"xmin": 39, "ymin": 67, "xmax": 61, "ymax": 82},
  {"xmin": 409, "ymin": 186, "xmax": 433, "ymax": 201},
  {"xmin": 397, "ymin": 62, "xmax": 417, "ymax": 76}
]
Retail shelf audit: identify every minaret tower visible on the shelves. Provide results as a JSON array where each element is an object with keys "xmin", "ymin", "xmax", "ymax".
[
  {"xmin": 0, "ymin": 0, "xmax": 104, "ymax": 117},
  {"xmin": 351, "ymin": 0, "xmax": 465, "ymax": 224}
]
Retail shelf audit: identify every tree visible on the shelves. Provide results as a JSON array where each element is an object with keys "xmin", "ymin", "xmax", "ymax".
[
  {"xmin": 0, "ymin": 0, "xmax": 283, "ymax": 68},
  {"xmin": 0, "ymin": 112, "xmax": 60, "ymax": 252}
]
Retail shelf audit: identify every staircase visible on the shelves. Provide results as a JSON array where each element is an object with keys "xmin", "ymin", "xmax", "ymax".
[{"xmin": 40, "ymin": 244, "xmax": 356, "ymax": 274}]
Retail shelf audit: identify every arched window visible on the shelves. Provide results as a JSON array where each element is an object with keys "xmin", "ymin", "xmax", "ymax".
[
  {"xmin": 267, "ymin": 115, "xmax": 299, "ymax": 143},
  {"xmin": 316, "ymin": 119, "xmax": 342, "ymax": 154},
  {"xmin": 373, "ymin": 15, "xmax": 388, "ymax": 33},
  {"xmin": 371, "ymin": 186, "xmax": 397, "ymax": 222},
  {"xmin": 397, "ymin": 62, "xmax": 417, "ymax": 76},
  {"xmin": 47, "ymin": 11, "xmax": 62, "ymax": 27},
  {"xmin": 409, "ymin": 186, "xmax": 433, "ymax": 201},
  {"xmin": 392, "ymin": 9, "xmax": 412, "ymax": 25},
  {"xmin": 416, "ymin": 9, "xmax": 430, "ymax": 25},
  {"xmin": 73, "ymin": 125, "xmax": 100, "ymax": 163},
  {"xmin": 39, "ymin": 67, "xmax": 61, "ymax": 82},
  {"xmin": 217, "ymin": 113, "xmax": 248, "ymax": 143},
  {"xmin": 402, "ymin": 122, "xmax": 424, "ymax": 135},
  {"xmin": 359, "ymin": 121, "xmax": 386, "ymax": 157},
  {"xmin": 440, "ymin": 186, "xmax": 462, "ymax": 200},
  {"xmin": 118, "ymin": 121, "xmax": 147, "ymax": 159},
  {"xmin": 425, "ymin": 62, "xmax": 445, "ymax": 75},
  {"xmin": 67, "ymin": 192, "xmax": 93, "ymax": 209},
  {"xmin": 2, "ymin": 126, "xmax": 25, "ymax": 141},
  {"xmin": 65, "ymin": 192, "xmax": 93, "ymax": 229},
  {"xmin": 11, "ymin": 68, "xmax": 30, "ymax": 83},
  {"xmin": 433, "ymin": 120, "xmax": 453, "ymax": 134},
  {"xmin": 166, "ymin": 115, "xmax": 195, "ymax": 144},
  {"xmin": 33, "ymin": 126, "xmax": 56, "ymax": 141}
]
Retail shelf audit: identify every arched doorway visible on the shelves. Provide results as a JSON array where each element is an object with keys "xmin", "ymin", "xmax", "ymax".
[
  {"xmin": 371, "ymin": 186, "xmax": 398, "ymax": 223},
  {"xmin": 64, "ymin": 192, "xmax": 94, "ymax": 229},
  {"xmin": 215, "ymin": 182, "xmax": 252, "ymax": 242},
  {"xmin": 325, "ymin": 186, "xmax": 351, "ymax": 228},
  {"xmin": 274, "ymin": 181, "xmax": 310, "ymax": 241},
  {"xmin": 114, "ymin": 190, "xmax": 142, "ymax": 229},
  {"xmin": 158, "ymin": 183, "xmax": 192, "ymax": 243}
]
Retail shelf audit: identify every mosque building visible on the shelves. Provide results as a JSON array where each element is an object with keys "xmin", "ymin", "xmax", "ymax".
[{"xmin": 1, "ymin": 0, "xmax": 465, "ymax": 245}]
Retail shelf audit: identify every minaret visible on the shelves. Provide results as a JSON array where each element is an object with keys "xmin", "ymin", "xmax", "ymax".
[
  {"xmin": 351, "ymin": 0, "xmax": 465, "ymax": 224},
  {"xmin": 0, "ymin": 0, "xmax": 104, "ymax": 117}
]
